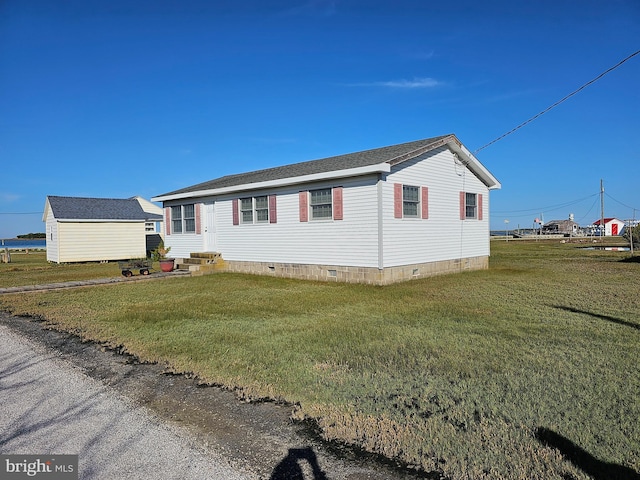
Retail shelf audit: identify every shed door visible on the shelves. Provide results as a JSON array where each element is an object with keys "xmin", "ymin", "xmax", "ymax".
[
  {"xmin": 204, "ymin": 202, "xmax": 216, "ymax": 251},
  {"xmin": 612, "ymin": 223, "xmax": 618, "ymax": 236}
]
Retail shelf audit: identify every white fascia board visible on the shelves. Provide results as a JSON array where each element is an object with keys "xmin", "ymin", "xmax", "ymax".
[
  {"xmin": 56, "ymin": 219, "xmax": 145, "ymax": 223},
  {"xmin": 152, "ymin": 163, "xmax": 391, "ymax": 202},
  {"xmin": 450, "ymin": 142, "xmax": 501, "ymax": 190}
]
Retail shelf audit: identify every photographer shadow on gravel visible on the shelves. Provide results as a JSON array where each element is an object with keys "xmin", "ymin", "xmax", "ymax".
[{"xmin": 270, "ymin": 447, "xmax": 328, "ymax": 480}]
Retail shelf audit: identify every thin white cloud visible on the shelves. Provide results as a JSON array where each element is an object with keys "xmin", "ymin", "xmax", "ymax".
[
  {"xmin": 348, "ymin": 77, "xmax": 441, "ymax": 89},
  {"xmin": 0, "ymin": 193, "xmax": 20, "ymax": 203}
]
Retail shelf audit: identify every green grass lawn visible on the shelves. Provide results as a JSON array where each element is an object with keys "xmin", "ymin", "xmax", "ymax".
[{"xmin": 1, "ymin": 241, "xmax": 639, "ymax": 479}]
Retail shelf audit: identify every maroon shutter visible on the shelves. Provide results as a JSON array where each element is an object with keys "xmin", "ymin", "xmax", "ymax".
[
  {"xmin": 299, "ymin": 191, "xmax": 308, "ymax": 222},
  {"xmin": 421, "ymin": 187, "xmax": 429, "ymax": 219},
  {"xmin": 460, "ymin": 192, "xmax": 466, "ymax": 220},
  {"xmin": 165, "ymin": 207, "xmax": 171, "ymax": 235},
  {"xmin": 232, "ymin": 199, "xmax": 239, "ymax": 225},
  {"xmin": 478, "ymin": 194, "xmax": 483, "ymax": 220},
  {"xmin": 269, "ymin": 195, "xmax": 277, "ymax": 224},
  {"xmin": 195, "ymin": 203, "xmax": 201, "ymax": 234},
  {"xmin": 333, "ymin": 187, "xmax": 343, "ymax": 220},
  {"xmin": 394, "ymin": 183, "xmax": 403, "ymax": 218}
]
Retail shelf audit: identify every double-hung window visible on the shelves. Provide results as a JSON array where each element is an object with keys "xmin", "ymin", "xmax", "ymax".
[
  {"xmin": 460, "ymin": 192, "xmax": 482, "ymax": 220},
  {"xmin": 171, "ymin": 206, "xmax": 183, "ymax": 233},
  {"xmin": 255, "ymin": 196, "xmax": 269, "ymax": 223},
  {"xmin": 394, "ymin": 183, "xmax": 428, "ymax": 219},
  {"xmin": 171, "ymin": 204, "xmax": 196, "ymax": 233},
  {"xmin": 465, "ymin": 193, "xmax": 477, "ymax": 219},
  {"xmin": 403, "ymin": 185, "xmax": 420, "ymax": 218},
  {"xmin": 310, "ymin": 188, "xmax": 333, "ymax": 220},
  {"xmin": 240, "ymin": 196, "xmax": 270, "ymax": 224},
  {"xmin": 240, "ymin": 198, "xmax": 254, "ymax": 223}
]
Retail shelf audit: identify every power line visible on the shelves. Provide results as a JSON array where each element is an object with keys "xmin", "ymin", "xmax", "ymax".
[
  {"xmin": 605, "ymin": 192, "xmax": 639, "ymax": 212},
  {"xmin": 474, "ymin": 49, "xmax": 640, "ymax": 154},
  {"xmin": 493, "ymin": 193, "xmax": 599, "ymax": 215}
]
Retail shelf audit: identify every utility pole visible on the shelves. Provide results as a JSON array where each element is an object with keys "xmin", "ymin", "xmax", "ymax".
[{"xmin": 600, "ymin": 179, "xmax": 605, "ymax": 242}]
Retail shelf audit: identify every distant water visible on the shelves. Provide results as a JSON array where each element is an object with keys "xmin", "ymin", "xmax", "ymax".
[{"xmin": 0, "ymin": 238, "xmax": 46, "ymax": 249}]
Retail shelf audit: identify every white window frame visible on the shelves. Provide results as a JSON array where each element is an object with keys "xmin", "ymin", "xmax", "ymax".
[
  {"xmin": 240, "ymin": 196, "xmax": 270, "ymax": 224},
  {"xmin": 310, "ymin": 188, "xmax": 333, "ymax": 220},
  {"xmin": 403, "ymin": 185, "xmax": 420, "ymax": 218},
  {"xmin": 171, "ymin": 204, "xmax": 196, "ymax": 234},
  {"xmin": 465, "ymin": 193, "xmax": 477, "ymax": 219}
]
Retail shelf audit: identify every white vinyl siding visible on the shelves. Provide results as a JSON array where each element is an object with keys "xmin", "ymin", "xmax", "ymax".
[
  {"xmin": 55, "ymin": 222, "xmax": 146, "ymax": 262},
  {"xmin": 215, "ymin": 176, "xmax": 380, "ymax": 267},
  {"xmin": 384, "ymin": 146, "xmax": 490, "ymax": 267},
  {"xmin": 45, "ymin": 209, "xmax": 59, "ymax": 263}
]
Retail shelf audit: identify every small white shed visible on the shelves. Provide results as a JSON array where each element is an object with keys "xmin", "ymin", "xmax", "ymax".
[
  {"xmin": 592, "ymin": 218, "xmax": 626, "ymax": 236},
  {"xmin": 43, "ymin": 196, "xmax": 163, "ymax": 263}
]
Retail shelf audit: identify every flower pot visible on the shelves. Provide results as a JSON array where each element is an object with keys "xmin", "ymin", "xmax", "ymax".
[{"xmin": 159, "ymin": 258, "xmax": 175, "ymax": 272}]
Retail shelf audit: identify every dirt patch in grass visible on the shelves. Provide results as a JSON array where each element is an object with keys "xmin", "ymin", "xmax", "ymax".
[{"xmin": 0, "ymin": 312, "xmax": 439, "ymax": 480}]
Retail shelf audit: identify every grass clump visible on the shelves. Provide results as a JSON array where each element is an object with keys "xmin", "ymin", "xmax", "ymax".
[{"xmin": 1, "ymin": 241, "xmax": 639, "ymax": 479}]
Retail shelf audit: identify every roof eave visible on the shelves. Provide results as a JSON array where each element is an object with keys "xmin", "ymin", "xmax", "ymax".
[
  {"xmin": 55, "ymin": 218, "xmax": 147, "ymax": 223},
  {"xmin": 448, "ymin": 141, "xmax": 501, "ymax": 190},
  {"xmin": 152, "ymin": 162, "xmax": 391, "ymax": 202}
]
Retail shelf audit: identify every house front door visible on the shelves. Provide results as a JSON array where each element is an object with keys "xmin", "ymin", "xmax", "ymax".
[{"xmin": 204, "ymin": 202, "xmax": 216, "ymax": 251}]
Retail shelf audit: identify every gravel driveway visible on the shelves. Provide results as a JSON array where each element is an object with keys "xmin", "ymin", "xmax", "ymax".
[{"xmin": 0, "ymin": 323, "xmax": 250, "ymax": 480}]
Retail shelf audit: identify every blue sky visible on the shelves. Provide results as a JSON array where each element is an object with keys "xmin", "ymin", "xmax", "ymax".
[{"xmin": 1, "ymin": 0, "xmax": 639, "ymax": 238}]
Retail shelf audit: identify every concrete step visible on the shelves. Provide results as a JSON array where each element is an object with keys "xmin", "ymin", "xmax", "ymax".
[{"xmin": 176, "ymin": 252, "xmax": 225, "ymax": 275}]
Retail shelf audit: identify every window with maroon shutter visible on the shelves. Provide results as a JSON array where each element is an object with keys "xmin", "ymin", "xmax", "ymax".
[
  {"xmin": 421, "ymin": 187, "xmax": 429, "ymax": 219},
  {"xmin": 299, "ymin": 191, "xmax": 308, "ymax": 222},
  {"xmin": 333, "ymin": 187, "xmax": 343, "ymax": 220},
  {"xmin": 232, "ymin": 199, "xmax": 239, "ymax": 225},
  {"xmin": 460, "ymin": 192, "xmax": 480, "ymax": 220},
  {"xmin": 195, "ymin": 203, "xmax": 201, "ymax": 234},
  {"xmin": 394, "ymin": 183, "xmax": 403, "ymax": 218},
  {"xmin": 269, "ymin": 195, "xmax": 277, "ymax": 223}
]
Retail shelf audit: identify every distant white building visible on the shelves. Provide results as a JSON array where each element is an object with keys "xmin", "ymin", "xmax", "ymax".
[
  {"xmin": 590, "ymin": 218, "xmax": 626, "ymax": 236},
  {"xmin": 43, "ymin": 196, "xmax": 163, "ymax": 263}
]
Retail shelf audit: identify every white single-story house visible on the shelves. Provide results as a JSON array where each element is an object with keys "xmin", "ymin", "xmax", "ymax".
[
  {"xmin": 43, "ymin": 196, "xmax": 163, "ymax": 263},
  {"xmin": 152, "ymin": 134, "xmax": 501, "ymax": 284},
  {"xmin": 591, "ymin": 217, "xmax": 626, "ymax": 236}
]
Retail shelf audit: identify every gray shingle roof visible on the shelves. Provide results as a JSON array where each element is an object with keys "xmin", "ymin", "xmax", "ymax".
[
  {"xmin": 47, "ymin": 196, "xmax": 160, "ymax": 221},
  {"xmin": 158, "ymin": 135, "xmax": 453, "ymax": 197}
]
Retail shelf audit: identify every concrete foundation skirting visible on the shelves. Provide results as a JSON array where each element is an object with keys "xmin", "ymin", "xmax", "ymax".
[{"xmin": 223, "ymin": 256, "xmax": 489, "ymax": 285}]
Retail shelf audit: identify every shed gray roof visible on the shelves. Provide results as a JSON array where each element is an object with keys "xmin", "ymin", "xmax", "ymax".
[
  {"xmin": 46, "ymin": 196, "xmax": 162, "ymax": 221},
  {"xmin": 157, "ymin": 134, "xmax": 455, "ymax": 198}
]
